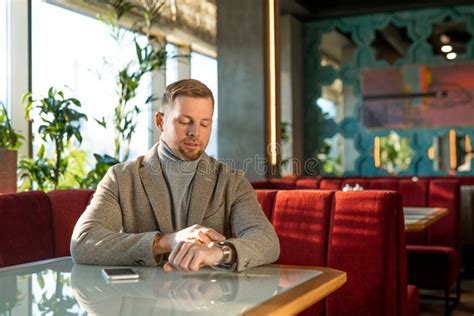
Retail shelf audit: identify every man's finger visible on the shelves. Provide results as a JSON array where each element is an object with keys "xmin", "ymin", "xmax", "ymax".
[
  {"xmin": 168, "ymin": 241, "xmax": 184, "ymax": 263},
  {"xmin": 205, "ymin": 229, "xmax": 226, "ymax": 242},
  {"xmin": 197, "ymin": 231, "xmax": 212, "ymax": 245},
  {"xmin": 189, "ymin": 248, "xmax": 205, "ymax": 272},
  {"xmin": 179, "ymin": 245, "xmax": 197, "ymax": 272},
  {"xmin": 172, "ymin": 242, "xmax": 193, "ymax": 268},
  {"xmin": 163, "ymin": 261, "xmax": 174, "ymax": 272}
]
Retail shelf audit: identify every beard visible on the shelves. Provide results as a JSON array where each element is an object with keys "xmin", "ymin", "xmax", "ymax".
[
  {"xmin": 179, "ymin": 147, "xmax": 203, "ymax": 160},
  {"xmin": 178, "ymin": 139, "xmax": 204, "ymax": 161}
]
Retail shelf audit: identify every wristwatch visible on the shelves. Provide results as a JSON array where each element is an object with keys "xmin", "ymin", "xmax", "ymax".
[
  {"xmin": 214, "ymin": 241, "xmax": 235, "ymax": 267},
  {"xmin": 217, "ymin": 242, "xmax": 232, "ymax": 265}
]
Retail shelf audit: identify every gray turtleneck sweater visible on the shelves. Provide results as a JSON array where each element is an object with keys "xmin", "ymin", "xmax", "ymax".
[{"xmin": 157, "ymin": 141, "xmax": 203, "ymax": 231}]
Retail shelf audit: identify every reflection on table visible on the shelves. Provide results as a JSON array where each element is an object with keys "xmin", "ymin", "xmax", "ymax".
[{"xmin": 0, "ymin": 257, "xmax": 346, "ymax": 315}]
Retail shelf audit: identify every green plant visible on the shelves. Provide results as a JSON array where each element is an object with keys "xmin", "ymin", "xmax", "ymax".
[
  {"xmin": 98, "ymin": 0, "xmax": 167, "ymax": 162},
  {"xmin": 18, "ymin": 87, "xmax": 88, "ymax": 191},
  {"xmin": 379, "ymin": 131, "xmax": 412, "ymax": 174},
  {"xmin": 0, "ymin": 102, "xmax": 24, "ymax": 150},
  {"xmin": 79, "ymin": 0, "xmax": 167, "ymax": 189},
  {"xmin": 317, "ymin": 139, "xmax": 343, "ymax": 176},
  {"xmin": 78, "ymin": 153, "xmax": 120, "ymax": 189}
]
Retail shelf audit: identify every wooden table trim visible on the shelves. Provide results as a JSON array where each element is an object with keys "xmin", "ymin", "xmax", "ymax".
[
  {"xmin": 242, "ymin": 265, "xmax": 346, "ymax": 316},
  {"xmin": 404, "ymin": 207, "xmax": 448, "ymax": 232}
]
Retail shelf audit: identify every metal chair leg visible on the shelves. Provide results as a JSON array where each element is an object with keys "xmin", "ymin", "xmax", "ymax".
[
  {"xmin": 455, "ymin": 277, "xmax": 461, "ymax": 304},
  {"xmin": 445, "ymin": 289, "xmax": 450, "ymax": 316}
]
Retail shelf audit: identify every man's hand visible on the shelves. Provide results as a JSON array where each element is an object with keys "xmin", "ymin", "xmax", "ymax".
[
  {"xmin": 155, "ymin": 224, "xmax": 226, "ymax": 256},
  {"xmin": 164, "ymin": 241, "xmax": 223, "ymax": 272}
]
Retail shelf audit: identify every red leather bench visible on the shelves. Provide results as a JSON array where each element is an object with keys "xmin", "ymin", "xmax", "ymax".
[
  {"xmin": 0, "ymin": 190, "xmax": 94, "ymax": 267},
  {"xmin": 1, "ymin": 188, "xmax": 418, "ymax": 315},
  {"xmin": 255, "ymin": 175, "xmax": 464, "ymax": 313},
  {"xmin": 256, "ymin": 189, "xmax": 419, "ymax": 316}
]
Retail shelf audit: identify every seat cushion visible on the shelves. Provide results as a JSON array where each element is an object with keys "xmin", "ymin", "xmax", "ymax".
[
  {"xmin": 48, "ymin": 189, "xmax": 95, "ymax": 257},
  {"xmin": 255, "ymin": 190, "xmax": 277, "ymax": 222},
  {"xmin": 0, "ymin": 191, "xmax": 54, "ymax": 267},
  {"xmin": 406, "ymin": 245, "xmax": 459, "ymax": 289}
]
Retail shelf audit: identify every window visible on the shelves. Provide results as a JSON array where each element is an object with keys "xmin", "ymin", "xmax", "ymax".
[
  {"xmin": 191, "ymin": 51, "xmax": 218, "ymax": 158},
  {"xmin": 31, "ymin": 0, "xmax": 151, "ymax": 160},
  {"xmin": 166, "ymin": 43, "xmax": 179, "ymax": 86},
  {"xmin": 0, "ymin": 0, "xmax": 7, "ymax": 109}
]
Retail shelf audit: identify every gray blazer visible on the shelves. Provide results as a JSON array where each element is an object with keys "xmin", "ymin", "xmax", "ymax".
[{"xmin": 70, "ymin": 143, "xmax": 280, "ymax": 272}]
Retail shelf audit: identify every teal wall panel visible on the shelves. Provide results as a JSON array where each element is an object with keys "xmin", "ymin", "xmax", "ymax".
[{"xmin": 303, "ymin": 4, "xmax": 474, "ymax": 176}]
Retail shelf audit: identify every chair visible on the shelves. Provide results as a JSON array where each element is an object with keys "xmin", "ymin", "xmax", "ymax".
[{"xmin": 0, "ymin": 191, "xmax": 54, "ymax": 267}]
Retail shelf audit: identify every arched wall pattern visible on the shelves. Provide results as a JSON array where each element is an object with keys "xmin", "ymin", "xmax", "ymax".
[{"xmin": 303, "ymin": 5, "xmax": 474, "ymax": 176}]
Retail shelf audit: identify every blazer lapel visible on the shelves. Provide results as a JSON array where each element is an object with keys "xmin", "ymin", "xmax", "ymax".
[
  {"xmin": 139, "ymin": 143, "xmax": 174, "ymax": 234},
  {"xmin": 187, "ymin": 155, "xmax": 216, "ymax": 226}
]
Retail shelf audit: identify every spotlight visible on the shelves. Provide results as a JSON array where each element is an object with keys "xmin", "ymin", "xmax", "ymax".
[
  {"xmin": 446, "ymin": 52, "xmax": 457, "ymax": 60},
  {"xmin": 440, "ymin": 34, "xmax": 450, "ymax": 44},
  {"xmin": 441, "ymin": 45, "xmax": 453, "ymax": 53}
]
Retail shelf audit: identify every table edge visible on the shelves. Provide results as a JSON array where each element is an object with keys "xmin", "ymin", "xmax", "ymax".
[
  {"xmin": 404, "ymin": 207, "xmax": 448, "ymax": 232},
  {"xmin": 242, "ymin": 265, "xmax": 347, "ymax": 316},
  {"xmin": 0, "ymin": 256, "xmax": 71, "ymax": 272}
]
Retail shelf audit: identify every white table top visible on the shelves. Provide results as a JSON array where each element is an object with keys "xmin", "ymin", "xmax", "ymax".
[{"xmin": 0, "ymin": 257, "xmax": 345, "ymax": 315}]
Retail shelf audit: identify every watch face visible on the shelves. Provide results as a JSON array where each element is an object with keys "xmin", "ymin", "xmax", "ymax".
[{"xmin": 221, "ymin": 245, "xmax": 231, "ymax": 263}]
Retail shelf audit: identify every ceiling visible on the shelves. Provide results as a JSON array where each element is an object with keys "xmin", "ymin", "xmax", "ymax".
[{"xmin": 282, "ymin": 0, "xmax": 474, "ymax": 19}]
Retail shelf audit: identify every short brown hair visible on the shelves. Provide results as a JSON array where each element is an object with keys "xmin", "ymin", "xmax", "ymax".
[{"xmin": 161, "ymin": 79, "xmax": 214, "ymax": 112}]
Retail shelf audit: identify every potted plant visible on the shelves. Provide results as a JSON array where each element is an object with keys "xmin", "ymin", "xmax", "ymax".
[
  {"xmin": 18, "ymin": 88, "xmax": 87, "ymax": 191},
  {"xmin": 79, "ymin": 0, "xmax": 167, "ymax": 189},
  {"xmin": 0, "ymin": 102, "xmax": 23, "ymax": 193}
]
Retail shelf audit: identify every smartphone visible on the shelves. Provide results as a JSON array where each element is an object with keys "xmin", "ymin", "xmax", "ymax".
[{"xmin": 101, "ymin": 268, "xmax": 140, "ymax": 281}]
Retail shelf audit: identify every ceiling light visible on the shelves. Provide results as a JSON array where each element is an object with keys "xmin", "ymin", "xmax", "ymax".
[
  {"xmin": 440, "ymin": 34, "xmax": 450, "ymax": 44},
  {"xmin": 441, "ymin": 45, "xmax": 453, "ymax": 53},
  {"xmin": 446, "ymin": 52, "xmax": 457, "ymax": 60}
]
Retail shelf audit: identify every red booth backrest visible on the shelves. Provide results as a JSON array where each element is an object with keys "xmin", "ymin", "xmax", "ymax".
[
  {"xmin": 255, "ymin": 190, "xmax": 277, "ymax": 222},
  {"xmin": 251, "ymin": 179, "xmax": 295, "ymax": 190},
  {"xmin": 319, "ymin": 179, "xmax": 342, "ymax": 190},
  {"xmin": 398, "ymin": 179, "xmax": 429, "ymax": 207},
  {"xmin": 48, "ymin": 189, "xmax": 95, "ymax": 257},
  {"xmin": 272, "ymin": 190, "xmax": 334, "ymax": 316},
  {"xmin": 427, "ymin": 180, "xmax": 461, "ymax": 250},
  {"xmin": 369, "ymin": 179, "xmax": 399, "ymax": 190},
  {"xmin": 341, "ymin": 178, "xmax": 371, "ymax": 189},
  {"xmin": 0, "ymin": 191, "xmax": 54, "ymax": 266},
  {"xmin": 326, "ymin": 191, "xmax": 407, "ymax": 316},
  {"xmin": 260, "ymin": 189, "xmax": 407, "ymax": 316},
  {"xmin": 273, "ymin": 190, "xmax": 334, "ymax": 267},
  {"xmin": 400, "ymin": 179, "xmax": 430, "ymax": 245},
  {"xmin": 295, "ymin": 178, "xmax": 320, "ymax": 189}
]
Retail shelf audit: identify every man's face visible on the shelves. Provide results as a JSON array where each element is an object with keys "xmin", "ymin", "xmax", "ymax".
[{"xmin": 156, "ymin": 95, "xmax": 213, "ymax": 161}]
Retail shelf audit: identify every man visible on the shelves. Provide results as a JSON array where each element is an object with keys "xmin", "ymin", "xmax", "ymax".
[{"xmin": 71, "ymin": 79, "xmax": 280, "ymax": 272}]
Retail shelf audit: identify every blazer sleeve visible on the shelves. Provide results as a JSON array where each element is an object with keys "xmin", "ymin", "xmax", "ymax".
[
  {"xmin": 70, "ymin": 166, "xmax": 159, "ymax": 266},
  {"xmin": 225, "ymin": 172, "xmax": 280, "ymax": 272}
]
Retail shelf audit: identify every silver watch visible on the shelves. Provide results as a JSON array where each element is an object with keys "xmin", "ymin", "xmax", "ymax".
[{"xmin": 216, "ymin": 242, "xmax": 233, "ymax": 265}]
